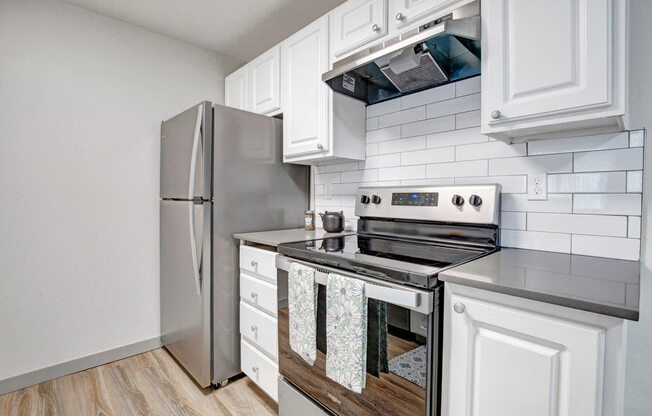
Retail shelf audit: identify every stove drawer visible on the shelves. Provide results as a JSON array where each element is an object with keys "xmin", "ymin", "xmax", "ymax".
[
  {"xmin": 240, "ymin": 271, "xmax": 277, "ymax": 316},
  {"xmin": 240, "ymin": 245, "xmax": 277, "ymax": 282},
  {"xmin": 241, "ymin": 338, "xmax": 278, "ymax": 401},
  {"xmin": 240, "ymin": 301, "xmax": 278, "ymax": 359}
]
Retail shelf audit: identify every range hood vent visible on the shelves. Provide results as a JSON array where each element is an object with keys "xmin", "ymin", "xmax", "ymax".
[{"xmin": 323, "ymin": 0, "xmax": 481, "ymax": 105}]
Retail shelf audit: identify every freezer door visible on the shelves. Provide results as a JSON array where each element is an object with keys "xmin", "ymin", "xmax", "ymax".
[
  {"xmin": 160, "ymin": 102, "xmax": 212, "ymax": 200},
  {"xmin": 160, "ymin": 200, "xmax": 212, "ymax": 387}
]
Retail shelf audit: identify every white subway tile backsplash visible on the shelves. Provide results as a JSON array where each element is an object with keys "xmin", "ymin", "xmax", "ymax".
[
  {"xmin": 456, "ymin": 141, "xmax": 527, "ymax": 161},
  {"xmin": 366, "ymin": 98, "xmax": 401, "ymax": 118},
  {"xmin": 527, "ymin": 132, "xmax": 629, "ymax": 155},
  {"xmin": 426, "ymin": 93, "xmax": 480, "ymax": 119},
  {"xmin": 378, "ymin": 106, "xmax": 426, "ymax": 128},
  {"xmin": 362, "ymin": 153, "xmax": 401, "ymax": 169},
  {"xmin": 401, "ymin": 83, "xmax": 455, "ymax": 109},
  {"xmin": 378, "ymin": 165, "xmax": 426, "ymax": 181},
  {"xmin": 366, "ymin": 126, "xmax": 401, "ymax": 143},
  {"xmin": 488, "ymin": 154, "xmax": 573, "ymax": 176},
  {"xmin": 501, "ymin": 230, "xmax": 571, "ymax": 253},
  {"xmin": 502, "ymin": 194, "xmax": 572, "ymax": 213},
  {"xmin": 455, "ymin": 175, "xmax": 527, "ymax": 193},
  {"xmin": 378, "ymin": 136, "xmax": 426, "ymax": 154},
  {"xmin": 571, "ymin": 235, "xmax": 640, "ymax": 261},
  {"xmin": 455, "ymin": 110, "xmax": 481, "ymax": 129},
  {"xmin": 627, "ymin": 170, "xmax": 643, "ymax": 192},
  {"xmin": 427, "ymin": 127, "xmax": 488, "ymax": 148},
  {"xmin": 401, "ymin": 147, "xmax": 455, "ymax": 166},
  {"xmin": 629, "ymin": 130, "xmax": 645, "ymax": 147},
  {"xmin": 455, "ymin": 76, "xmax": 481, "ymax": 97},
  {"xmin": 628, "ymin": 216, "xmax": 642, "ymax": 238},
  {"xmin": 574, "ymin": 148, "xmax": 643, "ymax": 172},
  {"xmin": 573, "ymin": 194, "xmax": 642, "ymax": 216},
  {"xmin": 501, "ymin": 212, "xmax": 526, "ymax": 230},
  {"xmin": 314, "ymin": 83, "xmax": 644, "ymax": 261},
  {"xmin": 527, "ymin": 213, "xmax": 627, "ymax": 237},
  {"xmin": 401, "ymin": 115, "xmax": 455, "ymax": 138},
  {"xmin": 547, "ymin": 172, "xmax": 626, "ymax": 193},
  {"xmin": 426, "ymin": 160, "xmax": 487, "ymax": 178}
]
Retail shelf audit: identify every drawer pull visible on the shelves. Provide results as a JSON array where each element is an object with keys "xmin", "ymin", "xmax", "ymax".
[
  {"xmin": 251, "ymin": 324, "xmax": 258, "ymax": 332},
  {"xmin": 454, "ymin": 302, "xmax": 466, "ymax": 314},
  {"xmin": 252, "ymin": 366, "xmax": 258, "ymax": 372},
  {"xmin": 250, "ymin": 291, "xmax": 258, "ymax": 298},
  {"xmin": 250, "ymin": 260, "xmax": 257, "ymax": 267}
]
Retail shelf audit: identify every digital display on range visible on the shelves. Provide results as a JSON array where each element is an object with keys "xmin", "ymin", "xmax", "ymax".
[{"xmin": 392, "ymin": 192, "xmax": 438, "ymax": 206}]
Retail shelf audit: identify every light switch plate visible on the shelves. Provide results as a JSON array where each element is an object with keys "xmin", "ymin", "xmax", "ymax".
[{"xmin": 527, "ymin": 173, "xmax": 547, "ymax": 200}]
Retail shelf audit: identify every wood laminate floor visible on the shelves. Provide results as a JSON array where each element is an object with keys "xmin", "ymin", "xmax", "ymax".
[{"xmin": 0, "ymin": 348, "xmax": 278, "ymax": 416}]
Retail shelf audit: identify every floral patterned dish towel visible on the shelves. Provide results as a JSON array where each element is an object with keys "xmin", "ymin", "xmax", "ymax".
[
  {"xmin": 288, "ymin": 263, "xmax": 318, "ymax": 365},
  {"xmin": 326, "ymin": 273, "xmax": 368, "ymax": 393}
]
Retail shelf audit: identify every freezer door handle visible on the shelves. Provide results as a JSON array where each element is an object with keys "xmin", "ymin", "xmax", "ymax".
[
  {"xmin": 189, "ymin": 200, "xmax": 202, "ymax": 293},
  {"xmin": 188, "ymin": 104, "xmax": 203, "ymax": 200}
]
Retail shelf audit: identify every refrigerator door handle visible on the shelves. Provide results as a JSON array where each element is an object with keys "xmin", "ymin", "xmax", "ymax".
[
  {"xmin": 189, "ymin": 201, "xmax": 202, "ymax": 293},
  {"xmin": 188, "ymin": 104, "xmax": 203, "ymax": 200}
]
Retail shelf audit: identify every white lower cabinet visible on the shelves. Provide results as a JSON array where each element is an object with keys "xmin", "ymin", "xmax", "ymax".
[
  {"xmin": 442, "ymin": 283, "xmax": 626, "ymax": 416},
  {"xmin": 239, "ymin": 245, "xmax": 279, "ymax": 402}
]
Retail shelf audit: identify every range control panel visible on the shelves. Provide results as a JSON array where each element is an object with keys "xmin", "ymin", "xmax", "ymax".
[
  {"xmin": 355, "ymin": 185, "xmax": 501, "ymax": 225},
  {"xmin": 392, "ymin": 192, "xmax": 439, "ymax": 206}
]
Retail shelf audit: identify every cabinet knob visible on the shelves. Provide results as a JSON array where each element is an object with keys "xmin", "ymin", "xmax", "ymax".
[
  {"xmin": 250, "ymin": 260, "xmax": 257, "ymax": 267},
  {"xmin": 453, "ymin": 302, "xmax": 466, "ymax": 314},
  {"xmin": 372, "ymin": 24, "xmax": 380, "ymax": 32},
  {"xmin": 491, "ymin": 110, "xmax": 501, "ymax": 120},
  {"xmin": 252, "ymin": 366, "xmax": 258, "ymax": 372},
  {"xmin": 250, "ymin": 324, "xmax": 258, "ymax": 332},
  {"xmin": 317, "ymin": 143, "xmax": 324, "ymax": 150},
  {"xmin": 250, "ymin": 291, "xmax": 258, "ymax": 298},
  {"xmin": 395, "ymin": 12, "xmax": 404, "ymax": 21}
]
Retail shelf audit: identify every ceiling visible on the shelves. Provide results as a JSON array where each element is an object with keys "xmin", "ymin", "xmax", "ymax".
[{"xmin": 62, "ymin": 0, "xmax": 346, "ymax": 62}]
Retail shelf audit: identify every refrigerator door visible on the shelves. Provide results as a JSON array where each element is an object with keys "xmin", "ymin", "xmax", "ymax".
[
  {"xmin": 211, "ymin": 105, "xmax": 309, "ymax": 384},
  {"xmin": 161, "ymin": 102, "xmax": 213, "ymax": 200},
  {"xmin": 160, "ymin": 199, "xmax": 212, "ymax": 387}
]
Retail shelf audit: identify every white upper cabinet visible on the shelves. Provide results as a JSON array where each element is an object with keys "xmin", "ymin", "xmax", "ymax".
[
  {"xmin": 282, "ymin": 16, "xmax": 331, "ymax": 158},
  {"xmin": 389, "ymin": 0, "xmax": 468, "ymax": 33},
  {"xmin": 248, "ymin": 45, "xmax": 281, "ymax": 116},
  {"xmin": 224, "ymin": 65, "xmax": 247, "ymax": 111},
  {"xmin": 442, "ymin": 284, "xmax": 626, "ymax": 416},
  {"xmin": 330, "ymin": 0, "xmax": 387, "ymax": 60},
  {"xmin": 481, "ymin": 0, "xmax": 627, "ymax": 141}
]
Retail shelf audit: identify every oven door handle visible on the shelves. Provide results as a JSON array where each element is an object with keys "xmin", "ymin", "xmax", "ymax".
[{"xmin": 276, "ymin": 255, "xmax": 433, "ymax": 314}]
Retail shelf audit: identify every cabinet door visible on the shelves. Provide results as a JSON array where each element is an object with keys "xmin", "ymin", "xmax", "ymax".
[
  {"xmin": 282, "ymin": 16, "xmax": 330, "ymax": 157},
  {"xmin": 482, "ymin": 0, "xmax": 613, "ymax": 127},
  {"xmin": 443, "ymin": 288, "xmax": 605, "ymax": 416},
  {"xmin": 248, "ymin": 45, "xmax": 281, "ymax": 115},
  {"xmin": 389, "ymin": 0, "xmax": 462, "ymax": 30},
  {"xmin": 224, "ymin": 65, "xmax": 247, "ymax": 110},
  {"xmin": 330, "ymin": 0, "xmax": 387, "ymax": 59}
]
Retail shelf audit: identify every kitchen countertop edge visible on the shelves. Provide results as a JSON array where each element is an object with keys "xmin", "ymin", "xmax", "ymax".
[{"xmin": 234, "ymin": 228, "xmax": 354, "ymax": 248}]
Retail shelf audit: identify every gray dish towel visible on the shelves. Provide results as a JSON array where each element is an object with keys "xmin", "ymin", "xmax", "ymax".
[
  {"xmin": 288, "ymin": 263, "xmax": 317, "ymax": 365},
  {"xmin": 326, "ymin": 273, "xmax": 368, "ymax": 393}
]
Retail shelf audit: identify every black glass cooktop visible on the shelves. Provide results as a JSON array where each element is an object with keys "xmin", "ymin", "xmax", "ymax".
[{"xmin": 278, "ymin": 234, "xmax": 494, "ymax": 288}]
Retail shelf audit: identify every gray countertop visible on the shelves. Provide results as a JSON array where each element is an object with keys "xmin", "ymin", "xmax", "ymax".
[
  {"xmin": 440, "ymin": 248, "xmax": 640, "ymax": 320},
  {"xmin": 234, "ymin": 228, "xmax": 353, "ymax": 248}
]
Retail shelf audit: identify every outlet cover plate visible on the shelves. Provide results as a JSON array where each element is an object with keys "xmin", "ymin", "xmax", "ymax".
[{"xmin": 527, "ymin": 173, "xmax": 547, "ymax": 200}]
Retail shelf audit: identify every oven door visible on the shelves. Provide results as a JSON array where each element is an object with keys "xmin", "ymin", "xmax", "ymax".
[{"xmin": 276, "ymin": 255, "xmax": 442, "ymax": 416}]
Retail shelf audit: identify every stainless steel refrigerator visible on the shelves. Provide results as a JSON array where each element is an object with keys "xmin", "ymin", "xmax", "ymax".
[{"xmin": 160, "ymin": 102, "xmax": 309, "ymax": 387}]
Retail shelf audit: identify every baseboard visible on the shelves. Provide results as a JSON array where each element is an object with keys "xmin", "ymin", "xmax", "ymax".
[{"xmin": 0, "ymin": 336, "xmax": 162, "ymax": 395}]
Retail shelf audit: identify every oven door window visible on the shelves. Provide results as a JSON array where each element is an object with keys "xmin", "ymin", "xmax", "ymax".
[{"xmin": 279, "ymin": 285, "xmax": 439, "ymax": 416}]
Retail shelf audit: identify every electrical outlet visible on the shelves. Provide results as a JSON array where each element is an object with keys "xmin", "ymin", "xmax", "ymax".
[
  {"xmin": 324, "ymin": 183, "xmax": 332, "ymax": 200},
  {"xmin": 527, "ymin": 173, "xmax": 547, "ymax": 200}
]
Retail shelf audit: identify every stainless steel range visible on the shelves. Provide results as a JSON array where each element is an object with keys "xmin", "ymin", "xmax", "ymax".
[{"xmin": 275, "ymin": 185, "xmax": 501, "ymax": 416}]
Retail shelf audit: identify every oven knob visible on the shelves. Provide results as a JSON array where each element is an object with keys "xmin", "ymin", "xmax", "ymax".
[
  {"xmin": 360, "ymin": 195, "xmax": 370, "ymax": 204},
  {"xmin": 469, "ymin": 194, "xmax": 483, "ymax": 207},
  {"xmin": 451, "ymin": 194, "xmax": 465, "ymax": 207},
  {"xmin": 371, "ymin": 195, "xmax": 382, "ymax": 204}
]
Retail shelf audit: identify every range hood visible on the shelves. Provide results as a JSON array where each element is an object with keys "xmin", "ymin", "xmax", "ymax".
[{"xmin": 322, "ymin": 1, "xmax": 481, "ymax": 105}]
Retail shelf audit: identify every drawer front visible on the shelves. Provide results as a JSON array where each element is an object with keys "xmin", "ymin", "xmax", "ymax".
[
  {"xmin": 240, "ymin": 272, "xmax": 278, "ymax": 316},
  {"xmin": 241, "ymin": 338, "xmax": 279, "ymax": 401},
  {"xmin": 239, "ymin": 245, "xmax": 278, "ymax": 282},
  {"xmin": 240, "ymin": 301, "xmax": 278, "ymax": 359}
]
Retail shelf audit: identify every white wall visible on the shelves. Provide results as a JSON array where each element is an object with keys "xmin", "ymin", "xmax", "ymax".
[
  {"xmin": 0, "ymin": 0, "xmax": 241, "ymax": 383},
  {"xmin": 624, "ymin": 1, "xmax": 652, "ymax": 414},
  {"xmin": 316, "ymin": 77, "xmax": 644, "ymax": 262}
]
